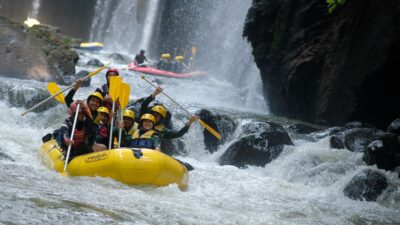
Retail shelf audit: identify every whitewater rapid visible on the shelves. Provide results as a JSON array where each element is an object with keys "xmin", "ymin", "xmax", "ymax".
[{"xmin": 0, "ymin": 57, "xmax": 399, "ymax": 224}]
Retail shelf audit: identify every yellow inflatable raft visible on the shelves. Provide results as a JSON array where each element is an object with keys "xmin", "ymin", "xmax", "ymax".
[{"xmin": 39, "ymin": 139, "xmax": 188, "ymax": 190}]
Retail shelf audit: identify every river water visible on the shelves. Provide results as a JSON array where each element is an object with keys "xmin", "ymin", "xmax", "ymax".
[{"xmin": 0, "ymin": 58, "xmax": 399, "ymax": 224}]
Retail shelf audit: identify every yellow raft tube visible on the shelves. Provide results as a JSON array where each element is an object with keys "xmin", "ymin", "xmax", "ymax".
[{"xmin": 39, "ymin": 139, "xmax": 188, "ymax": 190}]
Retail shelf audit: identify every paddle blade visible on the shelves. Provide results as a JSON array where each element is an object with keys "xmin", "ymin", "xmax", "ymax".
[
  {"xmin": 198, "ymin": 119, "xmax": 221, "ymax": 140},
  {"xmin": 109, "ymin": 76, "xmax": 122, "ymax": 102},
  {"xmin": 47, "ymin": 82, "xmax": 65, "ymax": 104},
  {"xmin": 191, "ymin": 47, "xmax": 197, "ymax": 56},
  {"xmin": 119, "ymin": 82, "xmax": 130, "ymax": 110}
]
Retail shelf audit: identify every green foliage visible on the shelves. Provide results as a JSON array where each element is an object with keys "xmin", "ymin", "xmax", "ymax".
[{"xmin": 326, "ymin": 0, "xmax": 346, "ymax": 13}]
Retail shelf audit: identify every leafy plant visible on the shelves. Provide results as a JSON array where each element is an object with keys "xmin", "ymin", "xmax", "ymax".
[{"xmin": 326, "ymin": 0, "xmax": 346, "ymax": 13}]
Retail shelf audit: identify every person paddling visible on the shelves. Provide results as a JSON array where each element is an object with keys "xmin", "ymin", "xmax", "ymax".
[
  {"xmin": 134, "ymin": 49, "xmax": 148, "ymax": 67},
  {"xmin": 56, "ymin": 101, "xmax": 97, "ymax": 159}
]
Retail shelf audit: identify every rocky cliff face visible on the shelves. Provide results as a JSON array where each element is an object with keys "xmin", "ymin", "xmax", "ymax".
[
  {"xmin": 244, "ymin": 0, "xmax": 400, "ymax": 128},
  {"xmin": 0, "ymin": 17, "xmax": 78, "ymax": 83},
  {"xmin": 0, "ymin": 0, "xmax": 97, "ymax": 39}
]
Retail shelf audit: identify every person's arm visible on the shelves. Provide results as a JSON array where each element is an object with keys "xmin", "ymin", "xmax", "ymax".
[
  {"xmin": 162, "ymin": 116, "xmax": 197, "ymax": 139},
  {"xmin": 152, "ymin": 134, "xmax": 161, "ymax": 151},
  {"xmin": 65, "ymin": 80, "xmax": 83, "ymax": 108},
  {"xmin": 60, "ymin": 120, "xmax": 73, "ymax": 146},
  {"xmin": 139, "ymin": 86, "xmax": 163, "ymax": 116}
]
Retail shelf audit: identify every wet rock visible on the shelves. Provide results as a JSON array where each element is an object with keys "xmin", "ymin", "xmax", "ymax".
[
  {"xmin": 387, "ymin": 118, "xmax": 400, "ymax": 135},
  {"xmin": 305, "ymin": 126, "xmax": 345, "ymax": 142},
  {"xmin": 62, "ymin": 70, "xmax": 91, "ymax": 87},
  {"xmin": 345, "ymin": 121, "xmax": 376, "ymax": 129},
  {"xmin": 75, "ymin": 70, "xmax": 91, "ymax": 87},
  {"xmin": 0, "ymin": 81, "xmax": 57, "ymax": 112},
  {"xmin": 161, "ymin": 139, "xmax": 187, "ymax": 156},
  {"xmin": 363, "ymin": 135, "xmax": 400, "ymax": 171},
  {"xmin": 330, "ymin": 135, "xmax": 345, "ymax": 149},
  {"xmin": 198, "ymin": 109, "xmax": 237, "ymax": 153},
  {"xmin": 329, "ymin": 128, "xmax": 389, "ymax": 152},
  {"xmin": 344, "ymin": 169, "xmax": 388, "ymax": 202},
  {"xmin": 219, "ymin": 121, "xmax": 293, "ymax": 168},
  {"xmin": 287, "ymin": 123, "xmax": 322, "ymax": 134},
  {"xmin": 243, "ymin": 0, "xmax": 400, "ymax": 128},
  {"xmin": 0, "ymin": 17, "xmax": 78, "ymax": 83},
  {"xmin": 108, "ymin": 53, "xmax": 132, "ymax": 64},
  {"xmin": 86, "ymin": 58, "xmax": 104, "ymax": 67}
]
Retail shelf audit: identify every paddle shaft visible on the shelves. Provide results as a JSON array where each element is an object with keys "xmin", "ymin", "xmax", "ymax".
[
  {"xmin": 63, "ymin": 104, "xmax": 80, "ymax": 172},
  {"xmin": 108, "ymin": 102, "xmax": 116, "ymax": 149},
  {"xmin": 141, "ymin": 76, "xmax": 192, "ymax": 115},
  {"xmin": 141, "ymin": 75, "xmax": 222, "ymax": 140},
  {"xmin": 118, "ymin": 109, "xmax": 123, "ymax": 148},
  {"xmin": 21, "ymin": 62, "xmax": 111, "ymax": 116}
]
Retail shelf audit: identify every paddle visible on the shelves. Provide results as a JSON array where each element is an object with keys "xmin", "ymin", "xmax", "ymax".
[
  {"xmin": 63, "ymin": 103, "xmax": 80, "ymax": 172},
  {"xmin": 141, "ymin": 75, "xmax": 222, "ymax": 140},
  {"xmin": 47, "ymin": 82, "xmax": 65, "ymax": 104},
  {"xmin": 21, "ymin": 62, "xmax": 111, "ymax": 116},
  {"xmin": 191, "ymin": 47, "xmax": 197, "ymax": 57},
  {"xmin": 117, "ymin": 82, "xmax": 130, "ymax": 148},
  {"xmin": 108, "ymin": 76, "xmax": 122, "ymax": 149}
]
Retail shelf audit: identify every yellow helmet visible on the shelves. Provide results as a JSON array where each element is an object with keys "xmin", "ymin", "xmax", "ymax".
[
  {"xmin": 140, "ymin": 113, "xmax": 155, "ymax": 123},
  {"xmin": 151, "ymin": 105, "xmax": 167, "ymax": 118},
  {"xmin": 175, "ymin": 55, "xmax": 184, "ymax": 61},
  {"xmin": 123, "ymin": 110, "xmax": 135, "ymax": 119},
  {"xmin": 97, "ymin": 106, "xmax": 109, "ymax": 115},
  {"xmin": 88, "ymin": 92, "xmax": 103, "ymax": 102},
  {"xmin": 161, "ymin": 53, "xmax": 171, "ymax": 59}
]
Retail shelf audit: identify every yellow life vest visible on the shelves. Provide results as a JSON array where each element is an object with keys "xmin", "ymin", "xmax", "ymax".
[
  {"xmin": 132, "ymin": 129, "xmax": 156, "ymax": 139},
  {"xmin": 128, "ymin": 123, "xmax": 139, "ymax": 136},
  {"xmin": 130, "ymin": 129, "xmax": 157, "ymax": 149}
]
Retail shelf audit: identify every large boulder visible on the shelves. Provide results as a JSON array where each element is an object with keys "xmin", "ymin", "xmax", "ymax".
[
  {"xmin": 198, "ymin": 109, "xmax": 237, "ymax": 153},
  {"xmin": 305, "ymin": 126, "xmax": 345, "ymax": 142},
  {"xmin": 0, "ymin": 17, "xmax": 79, "ymax": 83},
  {"xmin": 243, "ymin": 0, "xmax": 400, "ymax": 128},
  {"xmin": 286, "ymin": 123, "xmax": 322, "ymax": 135},
  {"xmin": 344, "ymin": 169, "xmax": 388, "ymax": 202},
  {"xmin": 387, "ymin": 118, "xmax": 400, "ymax": 136},
  {"xmin": 363, "ymin": 136, "xmax": 400, "ymax": 171},
  {"xmin": 219, "ymin": 121, "xmax": 293, "ymax": 168},
  {"xmin": 0, "ymin": 79, "xmax": 57, "ymax": 112},
  {"xmin": 329, "ymin": 128, "xmax": 390, "ymax": 152},
  {"xmin": 86, "ymin": 58, "xmax": 104, "ymax": 67},
  {"xmin": 108, "ymin": 53, "xmax": 132, "ymax": 64}
]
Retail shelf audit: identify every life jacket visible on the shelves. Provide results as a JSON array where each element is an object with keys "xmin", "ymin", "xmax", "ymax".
[
  {"xmin": 126, "ymin": 123, "xmax": 139, "ymax": 136},
  {"xmin": 130, "ymin": 129, "xmax": 157, "ymax": 149},
  {"xmin": 72, "ymin": 127, "xmax": 86, "ymax": 149},
  {"xmin": 98, "ymin": 124, "xmax": 108, "ymax": 138}
]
